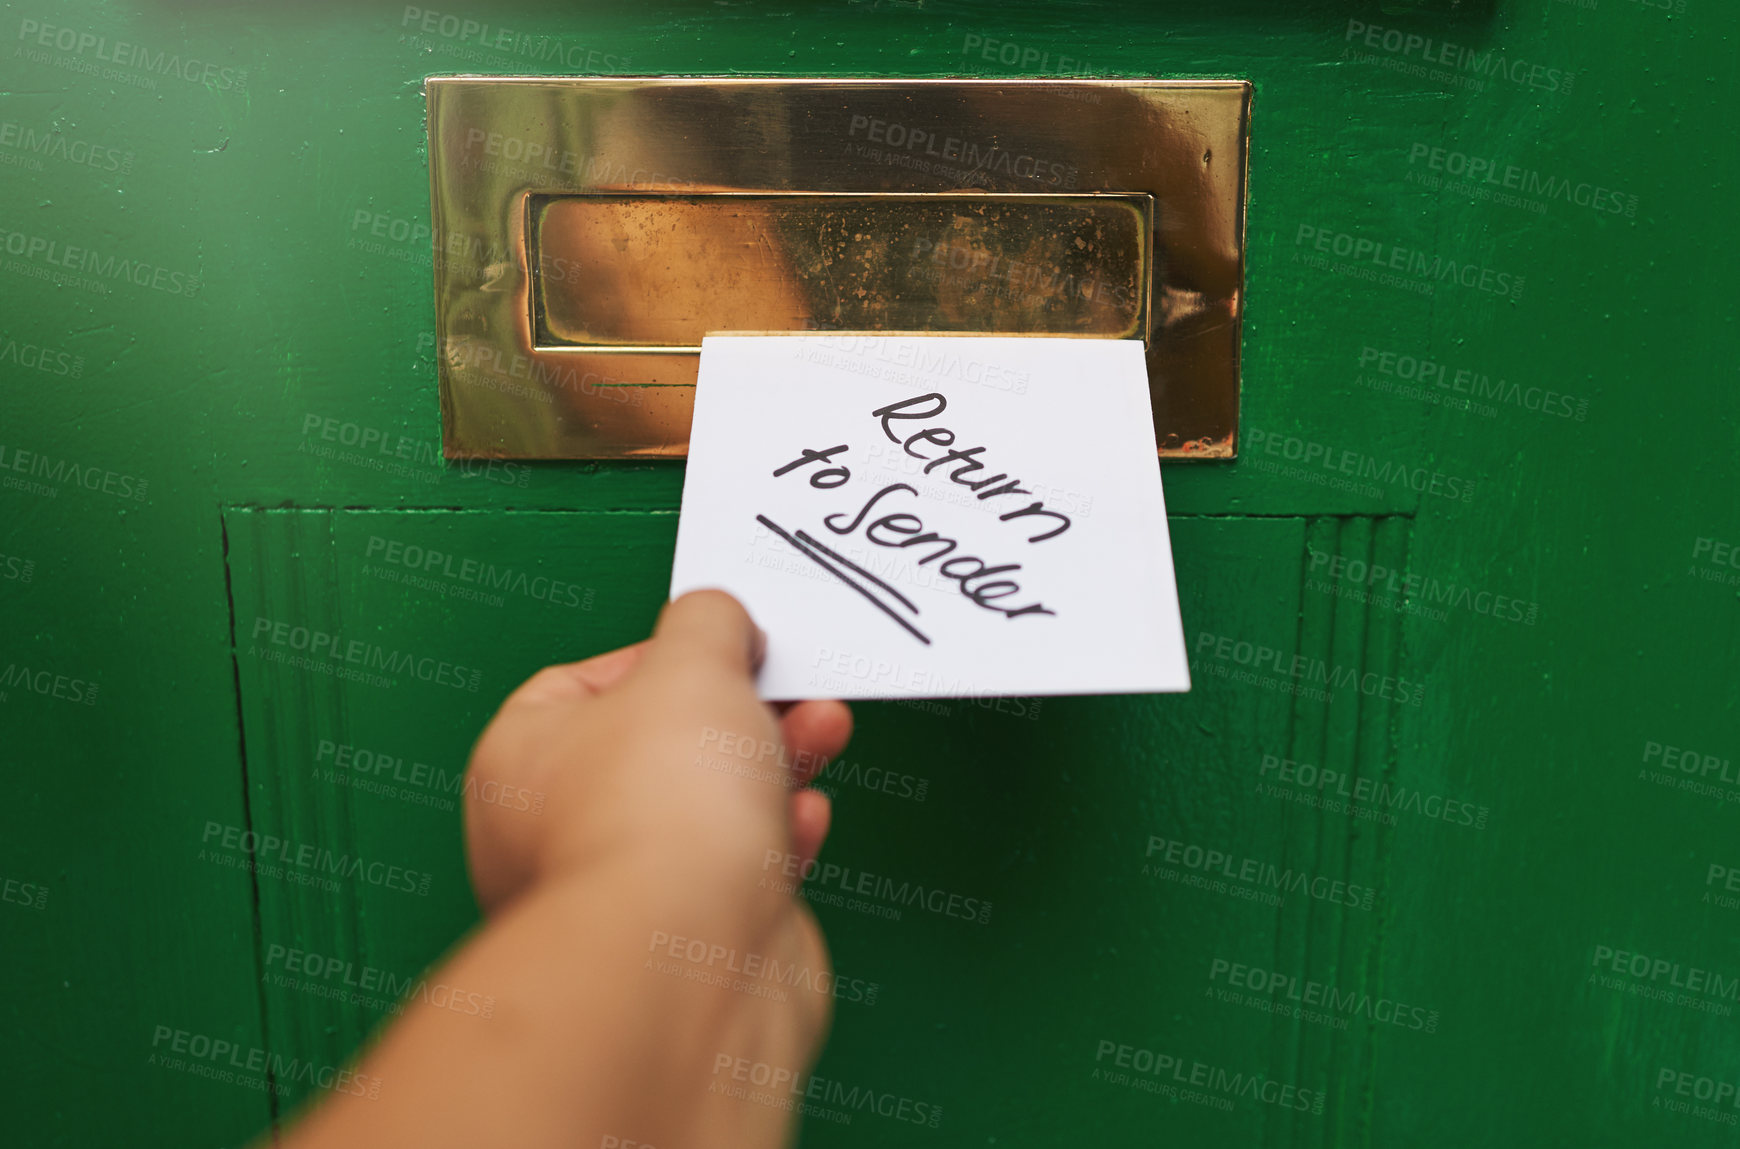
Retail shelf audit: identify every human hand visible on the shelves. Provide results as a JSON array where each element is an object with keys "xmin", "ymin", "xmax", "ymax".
[
  {"xmin": 463, "ymin": 588, "xmax": 852, "ymax": 916},
  {"xmin": 281, "ymin": 590, "xmax": 854, "ymax": 1149},
  {"xmin": 465, "ymin": 590, "xmax": 854, "ymax": 1147}
]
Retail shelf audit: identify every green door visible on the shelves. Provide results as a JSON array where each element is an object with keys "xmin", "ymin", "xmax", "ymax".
[{"xmin": 4, "ymin": 2, "xmax": 1737, "ymax": 1146}]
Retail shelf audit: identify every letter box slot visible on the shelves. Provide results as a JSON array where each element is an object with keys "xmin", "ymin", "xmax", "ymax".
[{"xmin": 529, "ymin": 192, "xmax": 1152, "ymax": 350}]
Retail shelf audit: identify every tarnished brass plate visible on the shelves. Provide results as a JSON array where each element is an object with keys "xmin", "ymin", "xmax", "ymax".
[{"xmin": 425, "ymin": 78, "xmax": 1250, "ymax": 459}]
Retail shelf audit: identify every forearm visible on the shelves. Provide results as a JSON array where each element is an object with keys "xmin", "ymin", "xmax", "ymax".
[{"xmin": 278, "ymin": 857, "xmax": 803, "ymax": 1149}]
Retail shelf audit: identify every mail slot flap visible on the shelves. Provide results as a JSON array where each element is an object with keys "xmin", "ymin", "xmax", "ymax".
[{"xmin": 530, "ymin": 192, "xmax": 1153, "ymax": 350}]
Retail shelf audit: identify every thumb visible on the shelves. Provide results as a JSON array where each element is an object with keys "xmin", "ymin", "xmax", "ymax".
[{"xmin": 639, "ymin": 589, "xmax": 765, "ymax": 685}]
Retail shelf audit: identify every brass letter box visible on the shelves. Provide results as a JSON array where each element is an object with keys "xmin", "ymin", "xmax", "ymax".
[{"xmin": 425, "ymin": 78, "xmax": 1250, "ymax": 459}]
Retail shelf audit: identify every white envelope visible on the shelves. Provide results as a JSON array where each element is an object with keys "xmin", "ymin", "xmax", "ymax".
[{"xmin": 670, "ymin": 335, "xmax": 1191, "ymax": 700}]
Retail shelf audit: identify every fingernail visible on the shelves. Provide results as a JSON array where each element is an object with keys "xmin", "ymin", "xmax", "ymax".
[{"xmin": 751, "ymin": 624, "xmax": 768, "ymax": 669}]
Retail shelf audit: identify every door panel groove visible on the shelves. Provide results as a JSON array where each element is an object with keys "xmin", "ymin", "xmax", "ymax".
[{"xmin": 219, "ymin": 508, "xmax": 284, "ymax": 1126}]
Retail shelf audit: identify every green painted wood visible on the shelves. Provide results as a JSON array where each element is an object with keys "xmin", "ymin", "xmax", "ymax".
[
  {"xmin": 223, "ymin": 506, "xmax": 675, "ymax": 1115},
  {"xmin": 3, "ymin": 1, "xmax": 1736, "ymax": 1147}
]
